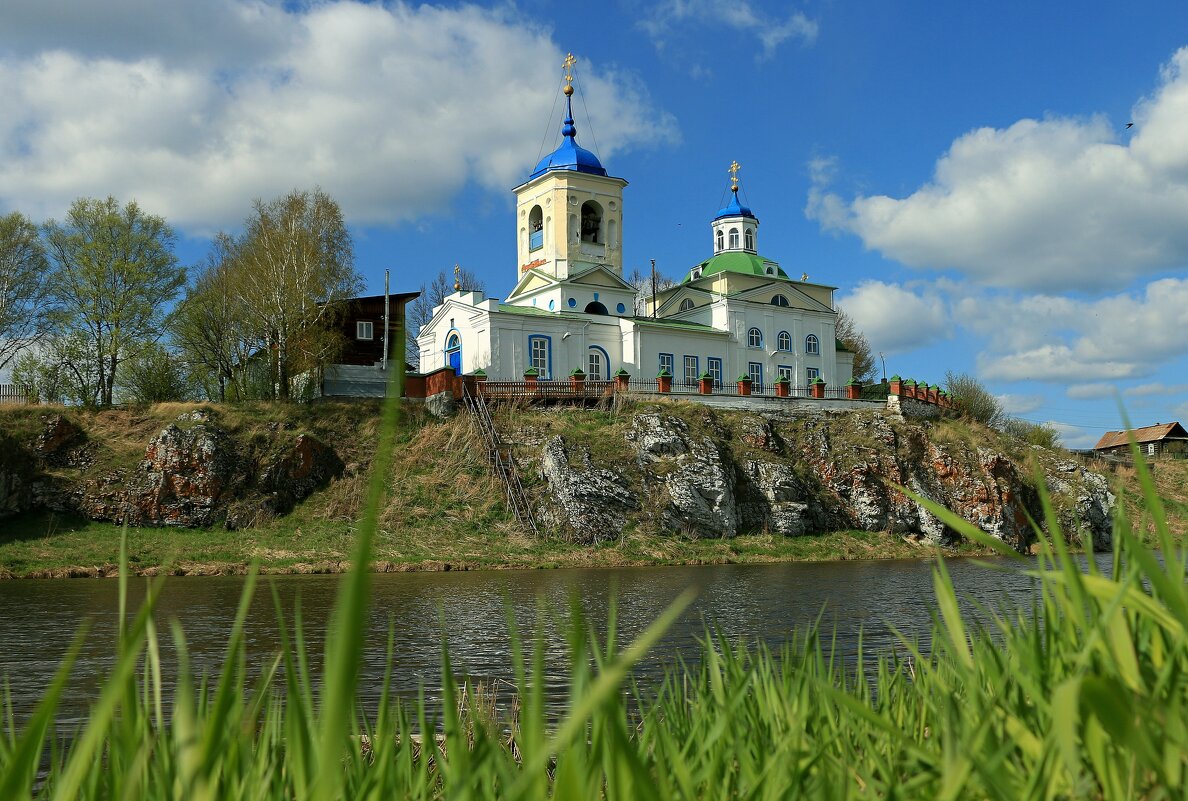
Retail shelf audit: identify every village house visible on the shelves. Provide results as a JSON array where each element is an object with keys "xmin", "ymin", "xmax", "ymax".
[
  {"xmin": 1093, "ymin": 422, "xmax": 1188, "ymax": 459},
  {"xmin": 414, "ymin": 58, "xmax": 853, "ymax": 392}
]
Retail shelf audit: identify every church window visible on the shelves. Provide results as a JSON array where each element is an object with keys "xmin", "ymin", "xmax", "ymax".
[
  {"xmin": 692, "ymin": 268, "xmax": 703, "ymax": 280},
  {"xmin": 707, "ymin": 357, "xmax": 723, "ymax": 388},
  {"xmin": 580, "ymin": 200, "xmax": 603, "ymax": 243},
  {"xmin": 529, "ymin": 205, "xmax": 544, "ymax": 251},
  {"xmin": 745, "ymin": 228, "xmax": 754, "ymax": 250},
  {"xmin": 771, "ymin": 294, "xmax": 789, "ymax": 307},
  {"xmin": 616, "ymin": 302, "xmax": 626, "ymax": 314},
  {"xmin": 584, "ymin": 301, "xmax": 609, "ymax": 315},
  {"xmin": 748, "ymin": 362, "xmax": 764, "ymax": 390},
  {"xmin": 747, "ymin": 327, "xmax": 763, "ymax": 348},
  {"xmin": 683, "ymin": 356, "xmax": 699, "ymax": 386},
  {"xmin": 777, "ymin": 365, "xmax": 794, "ymax": 383},
  {"xmin": 728, "ymin": 228, "xmax": 739, "ymax": 249},
  {"xmin": 529, "ymin": 335, "xmax": 551, "ymax": 378},
  {"xmin": 716, "ymin": 229, "xmax": 724, "ymax": 252},
  {"xmin": 679, "ymin": 298, "xmax": 694, "ymax": 312},
  {"xmin": 356, "ymin": 321, "xmax": 374, "ymax": 340},
  {"xmin": 806, "ymin": 367, "xmax": 820, "ymax": 382},
  {"xmin": 658, "ymin": 353, "xmax": 674, "ymax": 376},
  {"xmin": 777, "ymin": 331, "xmax": 791, "ymax": 351},
  {"xmin": 805, "ymin": 334, "xmax": 820, "ymax": 355},
  {"xmin": 766, "ymin": 267, "xmax": 774, "ymax": 275},
  {"xmin": 588, "ymin": 347, "xmax": 608, "ymax": 379}
]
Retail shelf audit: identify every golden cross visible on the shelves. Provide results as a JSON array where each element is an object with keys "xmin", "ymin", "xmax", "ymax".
[
  {"xmin": 729, "ymin": 160, "xmax": 741, "ymax": 189},
  {"xmin": 453, "ymin": 263, "xmax": 461, "ymax": 291},
  {"xmin": 563, "ymin": 52, "xmax": 576, "ymax": 86}
]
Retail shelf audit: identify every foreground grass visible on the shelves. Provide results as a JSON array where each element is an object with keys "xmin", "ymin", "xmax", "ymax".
[
  {"xmin": 0, "ymin": 511, "xmax": 980, "ymax": 577},
  {"xmin": 1, "ymin": 390, "xmax": 1187, "ymax": 798}
]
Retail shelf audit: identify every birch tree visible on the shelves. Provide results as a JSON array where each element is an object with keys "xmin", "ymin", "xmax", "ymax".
[
  {"xmin": 42, "ymin": 197, "xmax": 183, "ymax": 406},
  {"xmin": 0, "ymin": 211, "xmax": 52, "ymax": 370},
  {"xmin": 234, "ymin": 189, "xmax": 360, "ymax": 399}
]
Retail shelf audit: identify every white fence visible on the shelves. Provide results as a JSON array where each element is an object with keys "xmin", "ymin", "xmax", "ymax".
[{"xmin": 0, "ymin": 384, "xmax": 32, "ymax": 405}]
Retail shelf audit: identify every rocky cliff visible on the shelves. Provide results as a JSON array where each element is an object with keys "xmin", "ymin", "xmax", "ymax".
[
  {"xmin": 504, "ymin": 404, "xmax": 1115, "ymax": 551},
  {"xmin": 0, "ymin": 406, "xmax": 351, "ymax": 530},
  {"xmin": 0, "ymin": 402, "xmax": 1116, "ymax": 554}
]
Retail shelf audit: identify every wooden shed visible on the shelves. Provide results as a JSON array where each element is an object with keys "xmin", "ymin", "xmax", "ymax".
[{"xmin": 1093, "ymin": 422, "xmax": 1188, "ymax": 459}]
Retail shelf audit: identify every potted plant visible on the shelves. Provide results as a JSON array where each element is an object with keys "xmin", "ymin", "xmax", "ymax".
[
  {"xmin": 656, "ymin": 368, "xmax": 673, "ymax": 393},
  {"xmin": 698, "ymin": 371, "xmax": 714, "ymax": 394},
  {"xmin": 737, "ymin": 374, "xmax": 753, "ymax": 396}
]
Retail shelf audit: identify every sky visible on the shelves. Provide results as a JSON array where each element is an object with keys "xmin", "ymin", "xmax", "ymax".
[{"xmin": 2, "ymin": 0, "xmax": 1186, "ymax": 447}]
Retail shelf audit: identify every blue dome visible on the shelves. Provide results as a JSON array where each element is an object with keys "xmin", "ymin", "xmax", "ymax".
[
  {"xmin": 714, "ymin": 190, "xmax": 756, "ymax": 221},
  {"xmin": 528, "ymin": 97, "xmax": 607, "ymax": 179}
]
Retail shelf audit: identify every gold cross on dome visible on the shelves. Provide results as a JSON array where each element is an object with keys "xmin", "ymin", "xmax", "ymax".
[
  {"xmin": 453, "ymin": 263, "xmax": 461, "ymax": 291},
  {"xmin": 563, "ymin": 52, "xmax": 576, "ymax": 86},
  {"xmin": 729, "ymin": 160, "xmax": 741, "ymax": 189}
]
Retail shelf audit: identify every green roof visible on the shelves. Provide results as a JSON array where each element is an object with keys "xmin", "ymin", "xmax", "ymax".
[
  {"xmin": 835, "ymin": 338, "xmax": 851, "ymax": 353},
  {"xmin": 683, "ymin": 251, "xmax": 788, "ymax": 283}
]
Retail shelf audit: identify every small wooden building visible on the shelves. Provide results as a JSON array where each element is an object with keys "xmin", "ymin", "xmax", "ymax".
[
  {"xmin": 1093, "ymin": 422, "xmax": 1188, "ymax": 459},
  {"xmin": 335, "ymin": 292, "xmax": 420, "ymax": 366}
]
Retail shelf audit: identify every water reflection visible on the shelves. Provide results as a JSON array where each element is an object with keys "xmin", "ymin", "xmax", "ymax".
[{"xmin": 0, "ymin": 555, "xmax": 1109, "ymax": 724}]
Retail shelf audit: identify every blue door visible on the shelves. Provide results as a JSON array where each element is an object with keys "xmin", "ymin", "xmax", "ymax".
[{"xmin": 445, "ymin": 332, "xmax": 462, "ymax": 375}]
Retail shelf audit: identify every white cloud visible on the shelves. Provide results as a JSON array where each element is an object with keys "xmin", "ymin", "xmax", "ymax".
[
  {"xmin": 639, "ymin": 1, "xmax": 817, "ymax": 59},
  {"xmin": 836, "ymin": 280, "xmax": 948, "ymax": 354},
  {"xmin": 996, "ymin": 393, "xmax": 1044, "ymax": 415},
  {"xmin": 1174, "ymin": 402, "xmax": 1188, "ymax": 420},
  {"xmin": 1044, "ymin": 422, "xmax": 1101, "ymax": 450},
  {"xmin": 808, "ymin": 47, "xmax": 1188, "ymax": 291},
  {"xmin": 0, "ymin": 1, "xmax": 675, "ymax": 231},
  {"xmin": 1067, "ymin": 383, "xmax": 1116, "ymax": 400},
  {"xmin": 1124, "ymin": 382, "xmax": 1188, "ymax": 397},
  {"xmin": 974, "ymin": 278, "xmax": 1188, "ymax": 382}
]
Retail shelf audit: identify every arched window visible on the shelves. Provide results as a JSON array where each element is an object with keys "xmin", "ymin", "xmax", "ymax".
[
  {"xmin": 744, "ymin": 228, "xmax": 754, "ymax": 250},
  {"xmin": 584, "ymin": 301, "xmax": 609, "ymax": 315},
  {"xmin": 777, "ymin": 331, "xmax": 791, "ymax": 351},
  {"xmin": 528, "ymin": 205, "xmax": 543, "ymax": 251},
  {"xmin": 445, "ymin": 331, "xmax": 462, "ymax": 375},
  {"xmin": 691, "ymin": 268, "xmax": 703, "ymax": 280},
  {"xmin": 748, "ymin": 327, "xmax": 763, "ymax": 348},
  {"xmin": 766, "ymin": 267, "xmax": 774, "ymax": 275},
  {"xmin": 569, "ymin": 213, "xmax": 579, "ymax": 241},
  {"xmin": 728, "ymin": 228, "xmax": 740, "ymax": 249},
  {"xmin": 607, "ymin": 218, "xmax": 618, "ymax": 248},
  {"xmin": 715, "ymin": 229, "xmax": 724, "ymax": 252},
  {"xmin": 679, "ymin": 298, "xmax": 694, "ymax": 312},
  {"xmin": 580, "ymin": 200, "xmax": 603, "ymax": 243},
  {"xmin": 805, "ymin": 334, "xmax": 820, "ymax": 355},
  {"xmin": 588, "ymin": 346, "xmax": 609, "ymax": 379},
  {"xmin": 771, "ymin": 294, "xmax": 789, "ymax": 307}
]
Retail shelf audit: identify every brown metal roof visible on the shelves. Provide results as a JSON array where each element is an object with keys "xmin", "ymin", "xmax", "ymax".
[{"xmin": 1093, "ymin": 422, "xmax": 1188, "ymax": 450}]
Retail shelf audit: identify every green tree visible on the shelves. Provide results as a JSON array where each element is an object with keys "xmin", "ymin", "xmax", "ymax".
[
  {"xmin": 1002, "ymin": 417, "xmax": 1062, "ymax": 449},
  {"xmin": 11, "ymin": 333, "xmax": 98, "ymax": 406},
  {"xmin": 233, "ymin": 188, "xmax": 360, "ymax": 399},
  {"xmin": 119, "ymin": 342, "xmax": 193, "ymax": 404},
  {"xmin": 944, "ymin": 370, "xmax": 1005, "ymax": 429},
  {"xmin": 0, "ymin": 211, "xmax": 52, "ymax": 370},
  {"xmin": 170, "ymin": 235, "xmax": 262, "ymax": 401},
  {"xmin": 835, "ymin": 307, "xmax": 878, "ymax": 383},
  {"xmin": 42, "ymin": 197, "xmax": 184, "ymax": 406}
]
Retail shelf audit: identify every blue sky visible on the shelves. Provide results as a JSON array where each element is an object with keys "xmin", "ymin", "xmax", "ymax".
[{"xmin": 2, "ymin": 0, "xmax": 1186, "ymax": 446}]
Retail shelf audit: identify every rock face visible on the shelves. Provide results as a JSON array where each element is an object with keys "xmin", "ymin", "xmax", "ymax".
[
  {"xmin": 528, "ymin": 408, "xmax": 1115, "ymax": 551},
  {"xmin": 8, "ymin": 410, "xmax": 348, "ymax": 529}
]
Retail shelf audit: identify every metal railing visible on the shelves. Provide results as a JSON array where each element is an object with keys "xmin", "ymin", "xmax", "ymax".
[
  {"xmin": 477, "ymin": 380, "xmax": 614, "ymax": 401},
  {"xmin": 461, "ymin": 382, "xmax": 539, "ymax": 536}
]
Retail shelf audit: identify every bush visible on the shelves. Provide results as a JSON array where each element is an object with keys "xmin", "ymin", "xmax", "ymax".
[
  {"xmin": 944, "ymin": 370, "xmax": 1004, "ymax": 428},
  {"xmin": 1002, "ymin": 416, "xmax": 1062, "ymax": 449}
]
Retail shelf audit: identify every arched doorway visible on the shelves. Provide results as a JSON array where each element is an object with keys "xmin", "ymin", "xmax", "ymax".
[
  {"xmin": 587, "ymin": 346, "xmax": 609, "ymax": 380},
  {"xmin": 445, "ymin": 331, "xmax": 462, "ymax": 374}
]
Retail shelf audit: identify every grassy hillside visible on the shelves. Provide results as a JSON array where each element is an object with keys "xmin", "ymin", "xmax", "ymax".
[{"xmin": 1, "ymin": 401, "xmax": 1181, "ymax": 577}]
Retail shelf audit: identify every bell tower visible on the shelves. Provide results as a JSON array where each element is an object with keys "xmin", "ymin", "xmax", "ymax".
[{"xmin": 511, "ymin": 53, "xmax": 628, "ymax": 283}]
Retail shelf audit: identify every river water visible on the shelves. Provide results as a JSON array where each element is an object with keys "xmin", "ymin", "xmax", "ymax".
[{"xmin": 0, "ymin": 555, "xmax": 1109, "ymax": 724}]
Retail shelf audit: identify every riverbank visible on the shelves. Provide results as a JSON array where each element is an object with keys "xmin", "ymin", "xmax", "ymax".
[{"xmin": 0, "ymin": 511, "xmax": 994, "ymax": 578}]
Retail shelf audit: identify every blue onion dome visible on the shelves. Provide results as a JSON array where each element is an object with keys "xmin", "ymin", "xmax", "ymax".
[
  {"xmin": 714, "ymin": 186, "xmax": 756, "ymax": 221},
  {"xmin": 529, "ymin": 92, "xmax": 608, "ymax": 179}
]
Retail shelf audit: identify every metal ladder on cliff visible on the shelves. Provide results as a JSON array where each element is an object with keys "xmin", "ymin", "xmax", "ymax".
[{"xmin": 461, "ymin": 383, "xmax": 540, "ymax": 536}]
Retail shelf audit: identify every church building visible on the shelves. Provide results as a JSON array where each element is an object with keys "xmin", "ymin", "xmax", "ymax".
[{"xmin": 416, "ymin": 57, "xmax": 853, "ymax": 391}]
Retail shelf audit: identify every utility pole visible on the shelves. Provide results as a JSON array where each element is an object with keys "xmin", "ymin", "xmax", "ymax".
[
  {"xmin": 383, "ymin": 269, "xmax": 390, "ymax": 372},
  {"xmin": 650, "ymin": 258, "xmax": 657, "ymax": 319}
]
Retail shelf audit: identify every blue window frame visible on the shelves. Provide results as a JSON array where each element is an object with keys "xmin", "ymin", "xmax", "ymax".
[
  {"xmin": 658, "ymin": 353, "xmax": 674, "ymax": 376},
  {"xmin": 707, "ymin": 357, "xmax": 723, "ymax": 388},
  {"xmin": 805, "ymin": 334, "xmax": 820, "ymax": 355},
  {"xmin": 748, "ymin": 362, "xmax": 764, "ymax": 390},
  {"xmin": 683, "ymin": 355, "xmax": 699, "ymax": 385},
  {"xmin": 777, "ymin": 365, "xmax": 794, "ymax": 383},
  {"xmin": 747, "ymin": 327, "xmax": 763, "ymax": 348},
  {"xmin": 528, "ymin": 334, "xmax": 551, "ymax": 379},
  {"xmin": 806, "ymin": 367, "xmax": 820, "ymax": 382},
  {"xmin": 588, "ymin": 345, "xmax": 609, "ymax": 380},
  {"xmin": 777, "ymin": 330, "xmax": 791, "ymax": 351}
]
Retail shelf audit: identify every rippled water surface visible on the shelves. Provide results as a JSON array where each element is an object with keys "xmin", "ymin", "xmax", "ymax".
[{"xmin": 0, "ymin": 555, "xmax": 1111, "ymax": 723}]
